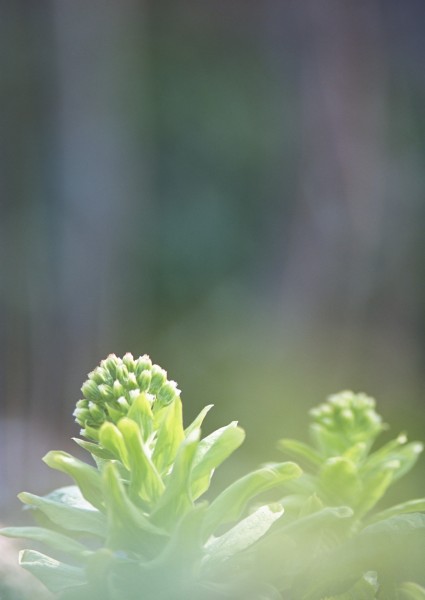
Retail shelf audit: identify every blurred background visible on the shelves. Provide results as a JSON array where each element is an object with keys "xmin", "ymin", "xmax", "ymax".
[{"xmin": 1, "ymin": 0, "xmax": 425, "ymax": 515}]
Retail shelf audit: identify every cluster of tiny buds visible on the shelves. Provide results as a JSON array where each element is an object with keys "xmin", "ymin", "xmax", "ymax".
[
  {"xmin": 309, "ymin": 391, "xmax": 384, "ymax": 436},
  {"xmin": 73, "ymin": 353, "xmax": 180, "ymax": 438}
]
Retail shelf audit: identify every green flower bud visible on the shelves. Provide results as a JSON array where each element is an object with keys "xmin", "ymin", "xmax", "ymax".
[
  {"xmin": 73, "ymin": 407, "xmax": 90, "ymax": 426},
  {"xmin": 81, "ymin": 380, "xmax": 102, "ymax": 402},
  {"xmin": 98, "ymin": 384, "xmax": 114, "ymax": 402},
  {"xmin": 116, "ymin": 396, "xmax": 130, "ymax": 411},
  {"xmin": 88, "ymin": 368, "xmax": 105, "ymax": 385},
  {"xmin": 75, "ymin": 399, "xmax": 89, "ymax": 410},
  {"xmin": 89, "ymin": 402, "xmax": 106, "ymax": 424},
  {"xmin": 75, "ymin": 354, "xmax": 181, "ymax": 441},
  {"xmin": 113, "ymin": 379, "xmax": 125, "ymax": 398},
  {"xmin": 137, "ymin": 369, "xmax": 151, "ymax": 391},
  {"xmin": 157, "ymin": 381, "xmax": 180, "ymax": 406},
  {"xmin": 115, "ymin": 363, "xmax": 129, "ymax": 385},
  {"xmin": 104, "ymin": 354, "xmax": 119, "ymax": 379},
  {"xmin": 122, "ymin": 352, "xmax": 134, "ymax": 370},
  {"xmin": 127, "ymin": 372, "xmax": 138, "ymax": 390},
  {"xmin": 135, "ymin": 355, "xmax": 152, "ymax": 377},
  {"xmin": 310, "ymin": 391, "xmax": 385, "ymax": 455},
  {"xmin": 149, "ymin": 365, "xmax": 167, "ymax": 394}
]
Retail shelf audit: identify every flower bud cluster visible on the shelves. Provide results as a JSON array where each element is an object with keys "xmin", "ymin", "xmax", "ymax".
[
  {"xmin": 73, "ymin": 353, "xmax": 180, "ymax": 439},
  {"xmin": 310, "ymin": 391, "xmax": 385, "ymax": 447}
]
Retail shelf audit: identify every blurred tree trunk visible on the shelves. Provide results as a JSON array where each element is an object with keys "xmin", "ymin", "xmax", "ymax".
[
  {"xmin": 0, "ymin": 0, "xmax": 151, "ymax": 511},
  {"xmin": 282, "ymin": 1, "xmax": 388, "ymax": 331}
]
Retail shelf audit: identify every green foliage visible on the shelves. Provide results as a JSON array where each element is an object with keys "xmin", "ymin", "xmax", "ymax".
[
  {"xmin": 1, "ymin": 364, "xmax": 424, "ymax": 599},
  {"xmin": 1, "ymin": 354, "xmax": 300, "ymax": 599},
  {"xmin": 249, "ymin": 391, "xmax": 425, "ymax": 598}
]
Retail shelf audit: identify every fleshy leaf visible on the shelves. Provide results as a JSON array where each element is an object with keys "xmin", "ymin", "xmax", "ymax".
[
  {"xmin": 43, "ymin": 451, "xmax": 104, "ymax": 511},
  {"xmin": 325, "ymin": 571, "xmax": 379, "ymax": 599},
  {"xmin": 184, "ymin": 404, "xmax": 214, "ymax": 437},
  {"xmin": 99, "ymin": 422, "xmax": 130, "ymax": 469},
  {"xmin": 151, "ymin": 429, "xmax": 200, "ymax": 528},
  {"xmin": 203, "ymin": 462, "xmax": 302, "ymax": 538},
  {"xmin": 366, "ymin": 498, "xmax": 425, "ymax": 525},
  {"xmin": 203, "ymin": 504, "xmax": 284, "ymax": 568},
  {"xmin": 101, "ymin": 461, "xmax": 165, "ymax": 541},
  {"xmin": 152, "ymin": 396, "xmax": 185, "ymax": 474},
  {"xmin": 277, "ymin": 439, "xmax": 322, "ymax": 468},
  {"xmin": 190, "ymin": 422, "xmax": 245, "ymax": 499},
  {"xmin": 126, "ymin": 392, "xmax": 154, "ymax": 440},
  {"xmin": 1, "ymin": 526, "xmax": 90, "ymax": 559},
  {"xmin": 117, "ymin": 417, "xmax": 164, "ymax": 502},
  {"xmin": 18, "ymin": 490, "xmax": 106, "ymax": 537},
  {"xmin": 399, "ymin": 582, "xmax": 425, "ymax": 600},
  {"xmin": 19, "ymin": 549, "xmax": 86, "ymax": 593}
]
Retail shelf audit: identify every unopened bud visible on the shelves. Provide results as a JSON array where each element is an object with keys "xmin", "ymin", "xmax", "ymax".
[
  {"xmin": 157, "ymin": 381, "xmax": 180, "ymax": 406},
  {"xmin": 81, "ymin": 380, "xmax": 102, "ymax": 402},
  {"xmin": 149, "ymin": 365, "xmax": 167, "ymax": 393}
]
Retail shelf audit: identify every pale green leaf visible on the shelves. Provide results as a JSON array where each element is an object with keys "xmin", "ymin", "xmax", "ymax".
[
  {"xmin": 203, "ymin": 504, "xmax": 284, "ymax": 567},
  {"xmin": 190, "ymin": 422, "xmax": 245, "ymax": 499},
  {"xmin": 43, "ymin": 451, "xmax": 103, "ymax": 511},
  {"xmin": 18, "ymin": 490, "xmax": 106, "ymax": 537},
  {"xmin": 19, "ymin": 549, "xmax": 86, "ymax": 593},
  {"xmin": 73, "ymin": 438, "xmax": 114, "ymax": 460},
  {"xmin": 152, "ymin": 396, "xmax": 184, "ymax": 474},
  {"xmin": 366, "ymin": 498, "xmax": 425, "ymax": 525},
  {"xmin": 399, "ymin": 582, "xmax": 425, "ymax": 600},
  {"xmin": 101, "ymin": 461, "xmax": 165, "ymax": 539},
  {"xmin": 98, "ymin": 422, "xmax": 130, "ymax": 469},
  {"xmin": 151, "ymin": 429, "xmax": 200, "ymax": 528},
  {"xmin": 203, "ymin": 462, "xmax": 302, "ymax": 538},
  {"xmin": 184, "ymin": 404, "xmax": 214, "ymax": 437},
  {"xmin": 126, "ymin": 392, "xmax": 153, "ymax": 440},
  {"xmin": 277, "ymin": 439, "xmax": 322, "ymax": 468},
  {"xmin": 117, "ymin": 417, "xmax": 164, "ymax": 503},
  {"xmin": 1, "ymin": 526, "xmax": 90, "ymax": 558}
]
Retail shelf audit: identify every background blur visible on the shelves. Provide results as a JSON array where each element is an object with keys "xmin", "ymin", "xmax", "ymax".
[{"xmin": 1, "ymin": 0, "xmax": 425, "ymax": 515}]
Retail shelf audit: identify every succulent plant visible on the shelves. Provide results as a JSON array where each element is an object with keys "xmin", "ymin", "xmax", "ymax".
[
  {"xmin": 1, "ymin": 354, "xmax": 301, "ymax": 600},
  {"xmin": 245, "ymin": 391, "xmax": 425, "ymax": 599},
  {"xmin": 2, "ymin": 371, "xmax": 424, "ymax": 600}
]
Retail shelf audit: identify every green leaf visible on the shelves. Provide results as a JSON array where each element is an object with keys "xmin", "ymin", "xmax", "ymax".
[
  {"xmin": 399, "ymin": 582, "xmax": 425, "ymax": 600},
  {"xmin": 190, "ymin": 422, "xmax": 245, "ymax": 499},
  {"xmin": 277, "ymin": 505, "xmax": 353, "ymax": 537},
  {"xmin": 19, "ymin": 549, "xmax": 86, "ymax": 593},
  {"xmin": 319, "ymin": 457, "xmax": 361, "ymax": 505},
  {"xmin": 246, "ymin": 505, "xmax": 353, "ymax": 594},
  {"xmin": 354, "ymin": 466, "xmax": 397, "ymax": 518},
  {"xmin": 324, "ymin": 571, "xmax": 379, "ymax": 599},
  {"xmin": 364, "ymin": 434, "xmax": 412, "ymax": 470},
  {"xmin": 101, "ymin": 462, "xmax": 166, "ymax": 550},
  {"xmin": 203, "ymin": 462, "xmax": 302, "ymax": 538},
  {"xmin": 152, "ymin": 396, "xmax": 185, "ymax": 474},
  {"xmin": 184, "ymin": 404, "xmax": 214, "ymax": 437},
  {"xmin": 366, "ymin": 498, "xmax": 425, "ymax": 525},
  {"xmin": 99, "ymin": 422, "xmax": 130, "ymax": 469},
  {"xmin": 148, "ymin": 504, "xmax": 206, "ymax": 574},
  {"xmin": 151, "ymin": 429, "xmax": 200, "ymax": 528},
  {"xmin": 18, "ymin": 490, "xmax": 106, "ymax": 537},
  {"xmin": 126, "ymin": 392, "xmax": 154, "ymax": 440},
  {"xmin": 43, "ymin": 451, "xmax": 104, "ymax": 511},
  {"xmin": 387, "ymin": 442, "xmax": 424, "ymax": 483},
  {"xmin": 1, "ymin": 526, "xmax": 90, "ymax": 559},
  {"xmin": 277, "ymin": 439, "xmax": 322, "ymax": 469},
  {"xmin": 360, "ymin": 512, "xmax": 425, "ymax": 538},
  {"xmin": 117, "ymin": 417, "xmax": 164, "ymax": 503},
  {"xmin": 73, "ymin": 438, "xmax": 115, "ymax": 460},
  {"xmin": 203, "ymin": 504, "xmax": 284, "ymax": 568}
]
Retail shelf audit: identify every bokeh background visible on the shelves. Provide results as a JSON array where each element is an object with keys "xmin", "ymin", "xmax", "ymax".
[{"xmin": 1, "ymin": 0, "xmax": 425, "ymax": 515}]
